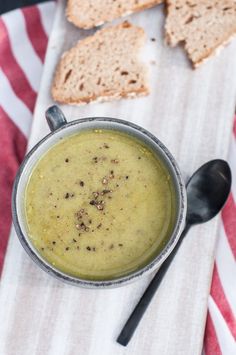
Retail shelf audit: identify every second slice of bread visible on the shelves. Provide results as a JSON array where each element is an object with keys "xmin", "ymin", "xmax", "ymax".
[
  {"xmin": 51, "ymin": 22, "xmax": 149, "ymax": 105},
  {"xmin": 165, "ymin": 0, "xmax": 236, "ymax": 68}
]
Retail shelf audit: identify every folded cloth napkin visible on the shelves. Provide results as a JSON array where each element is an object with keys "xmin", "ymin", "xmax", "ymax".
[{"xmin": 0, "ymin": 2, "xmax": 235, "ymax": 354}]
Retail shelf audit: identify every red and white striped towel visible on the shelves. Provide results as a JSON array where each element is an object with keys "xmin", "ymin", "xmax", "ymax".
[{"xmin": 0, "ymin": 3, "xmax": 235, "ymax": 354}]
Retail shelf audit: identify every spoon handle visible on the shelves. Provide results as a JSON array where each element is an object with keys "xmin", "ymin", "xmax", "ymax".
[{"xmin": 117, "ymin": 223, "xmax": 191, "ymax": 346}]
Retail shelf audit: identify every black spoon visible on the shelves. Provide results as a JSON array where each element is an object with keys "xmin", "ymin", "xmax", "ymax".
[{"xmin": 117, "ymin": 159, "xmax": 231, "ymax": 346}]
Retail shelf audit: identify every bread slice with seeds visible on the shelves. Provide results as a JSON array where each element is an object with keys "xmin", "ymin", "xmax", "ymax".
[
  {"xmin": 51, "ymin": 22, "xmax": 149, "ymax": 105},
  {"xmin": 66, "ymin": 0, "xmax": 163, "ymax": 29},
  {"xmin": 165, "ymin": 0, "xmax": 236, "ymax": 68}
]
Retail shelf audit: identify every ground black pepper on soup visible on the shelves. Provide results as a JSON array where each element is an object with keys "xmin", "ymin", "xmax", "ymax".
[{"xmin": 25, "ymin": 129, "xmax": 176, "ymax": 280}]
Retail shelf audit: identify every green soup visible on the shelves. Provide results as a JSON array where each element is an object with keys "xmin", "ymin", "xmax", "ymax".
[{"xmin": 25, "ymin": 129, "xmax": 176, "ymax": 280}]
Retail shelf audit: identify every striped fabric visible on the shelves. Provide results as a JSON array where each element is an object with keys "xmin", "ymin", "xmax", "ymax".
[
  {"xmin": 0, "ymin": 3, "xmax": 235, "ymax": 354},
  {"xmin": 0, "ymin": 2, "xmax": 54, "ymax": 273}
]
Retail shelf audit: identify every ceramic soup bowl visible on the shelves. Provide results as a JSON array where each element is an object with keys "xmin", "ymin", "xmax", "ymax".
[{"xmin": 12, "ymin": 106, "xmax": 186, "ymax": 288}]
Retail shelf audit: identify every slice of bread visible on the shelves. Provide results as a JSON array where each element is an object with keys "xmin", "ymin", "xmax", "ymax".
[
  {"xmin": 165, "ymin": 0, "xmax": 236, "ymax": 68},
  {"xmin": 66, "ymin": 0, "xmax": 163, "ymax": 29},
  {"xmin": 51, "ymin": 22, "xmax": 149, "ymax": 105}
]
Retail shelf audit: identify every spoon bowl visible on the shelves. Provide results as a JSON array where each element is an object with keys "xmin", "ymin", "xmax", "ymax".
[{"xmin": 186, "ymin": 159, "xmax": 231, "ymax": 225}]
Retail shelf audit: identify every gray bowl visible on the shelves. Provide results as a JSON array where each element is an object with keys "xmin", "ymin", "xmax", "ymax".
[{"xmin": 12, "ymin": 106, "xmax": 187, "ymax": 288}]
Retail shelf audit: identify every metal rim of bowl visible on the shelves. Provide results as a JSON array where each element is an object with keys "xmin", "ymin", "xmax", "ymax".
[{"xmin": 12, "ymin": 117, "xmax": 187, "ymax": 288}]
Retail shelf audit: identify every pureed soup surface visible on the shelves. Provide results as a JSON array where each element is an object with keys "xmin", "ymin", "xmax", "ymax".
[{"xmin": 25, "ymin": 129, "xmax": 176, "ymax": 280}]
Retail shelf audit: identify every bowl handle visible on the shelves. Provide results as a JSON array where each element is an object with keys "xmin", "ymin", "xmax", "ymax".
[{"xmin": 45, "ymin": 105, "xmax": 67, "ymax": 132}]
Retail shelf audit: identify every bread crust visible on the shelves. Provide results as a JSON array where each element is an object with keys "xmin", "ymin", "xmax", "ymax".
[{"xmin": 52, "ymin": 88, "xmax": 149, "ymax": 105}]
